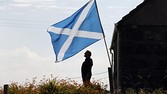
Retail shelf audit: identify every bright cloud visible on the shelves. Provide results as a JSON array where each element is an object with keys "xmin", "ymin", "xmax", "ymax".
[
  {"xmin": 0, "ymin": 47, "xmax": 50, "ymax": 63},
  {"xmin": 0, "ymin": 0, "xmax": 59, "ymax": 9},
  {"xmin": 0, "ymin": 47, "xmax": 56, "ymax": 85},
  {"xmin": 0, "ymin": 0, "xmax": 85, "ymax": 10},
  {"xmin": 12, "ymin": 0, "xmax": 56, "ymax": 4}
]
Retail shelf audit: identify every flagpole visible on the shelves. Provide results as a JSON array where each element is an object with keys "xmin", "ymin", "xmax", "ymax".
[
  {"xmin": 94, "ymin": 0, "xmax": 115, "ymax": 93},
  {"xmin": 94, "ymin": 0, "xmax": 112, "ymax": 67}
]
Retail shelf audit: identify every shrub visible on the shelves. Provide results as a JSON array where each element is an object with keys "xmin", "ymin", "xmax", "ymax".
[{"xmin": 0, "ymin": 76, "xmax": 109, "ymax": 94}]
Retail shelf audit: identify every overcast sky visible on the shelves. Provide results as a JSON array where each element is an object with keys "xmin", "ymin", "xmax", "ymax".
[{"xmin": 0, "ymin": 0, "xmax": 144, "ymax": 89}]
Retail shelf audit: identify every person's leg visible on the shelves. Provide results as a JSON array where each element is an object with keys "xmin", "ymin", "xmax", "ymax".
[
  {"xmin": 84, "ymin": 73, "xmax": 92, "ymax": 86},
  {"xmin": 87, "ymin": 73, "xmax": 92, "ymax": 82},
  {"xmin": 82, "ymin": 72, "xmax": 87, "ymax": 86}
]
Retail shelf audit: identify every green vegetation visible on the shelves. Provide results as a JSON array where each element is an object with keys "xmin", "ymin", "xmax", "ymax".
[
  {"xmin": 0, "ymin": 76, "xmax": 166, "ymax": 94},
  {"xmin": 0, "ymin": 76, "xmax": 109, "ymax": 94},
  {"xmin": 124, "ymin": 88, "xmax": 165, "ymax": 94}
]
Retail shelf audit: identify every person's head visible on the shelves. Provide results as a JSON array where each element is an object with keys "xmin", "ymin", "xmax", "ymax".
[{"xmin": 84, "ymin": 50, "xmax": 91, "ymax": 58}]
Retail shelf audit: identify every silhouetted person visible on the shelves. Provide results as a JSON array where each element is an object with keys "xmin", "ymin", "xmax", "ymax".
[{"xmin": 81, "ymin": 50, "xmax": 93, "ymax": 86}]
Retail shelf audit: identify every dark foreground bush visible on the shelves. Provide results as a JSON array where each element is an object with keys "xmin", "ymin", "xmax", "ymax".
[
  {"xmin": 0, "ymin": 76, "xmax": 109, "ymax": 94},
  {"xmin": 124, "ymin": 88, "xmax": 166, "ymax": 94}
]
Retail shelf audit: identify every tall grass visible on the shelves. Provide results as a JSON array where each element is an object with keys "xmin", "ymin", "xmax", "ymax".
[
  {"xmin": 124, "ymin": 88, "xmax": 165, "ymax": 94},
  {"xmin": 0, "ymin": 76, "xmax": 109, "ymax": 94},
  {"xmin": 1, "ymin": 76, "xmax": 165, "ymax": 94}
]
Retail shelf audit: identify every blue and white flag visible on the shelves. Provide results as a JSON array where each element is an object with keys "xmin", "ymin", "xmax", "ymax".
[{"xmin": 48, "ymin": 0, "xmax": 104, "ymax": 62}]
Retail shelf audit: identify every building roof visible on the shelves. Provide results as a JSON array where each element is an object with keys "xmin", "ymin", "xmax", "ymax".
[
  {"xmin": 110, "ymin": 0, "xmax": 167, "ymax": 49},
  {"xmin": 118, "ymin": 0, "xmax": 167, "ymax": 26}
]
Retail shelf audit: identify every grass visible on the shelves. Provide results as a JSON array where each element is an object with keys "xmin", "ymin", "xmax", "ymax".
[
  {"xmin": 0, "ymin": 75, "xmax": 109, "ymax": 94},
  {"xmin": 124, "ymin": 88, "xmax": 165, "ymax": 94},
  {"xmin": 1, "ymin": 76, "xmax": 166, "ymax": 94}
]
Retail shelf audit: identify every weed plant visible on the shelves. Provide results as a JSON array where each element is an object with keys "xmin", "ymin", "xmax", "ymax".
[
  {"xmin": 0, "ymin": 76, "xmax": 109, "ymax": 94},
  {"xmin": 1, "ymin": 76, "xmax": 165, "ymax": 94}
]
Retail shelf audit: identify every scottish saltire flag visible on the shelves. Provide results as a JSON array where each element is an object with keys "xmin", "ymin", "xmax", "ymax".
[{"xmin": 48, "ymin": 0, "xmax": 104, "ymax": 62}]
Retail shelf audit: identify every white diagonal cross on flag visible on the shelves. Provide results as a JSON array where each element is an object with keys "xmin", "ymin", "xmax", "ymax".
[{"xmin": 48, "ymin": 0, "xmax": 104, "ymax": 62}]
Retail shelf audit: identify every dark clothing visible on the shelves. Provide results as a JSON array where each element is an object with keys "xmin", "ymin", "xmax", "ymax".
[{"xmin": 81, "ymin": 58, "xmax": 93, "ymax": 82}]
